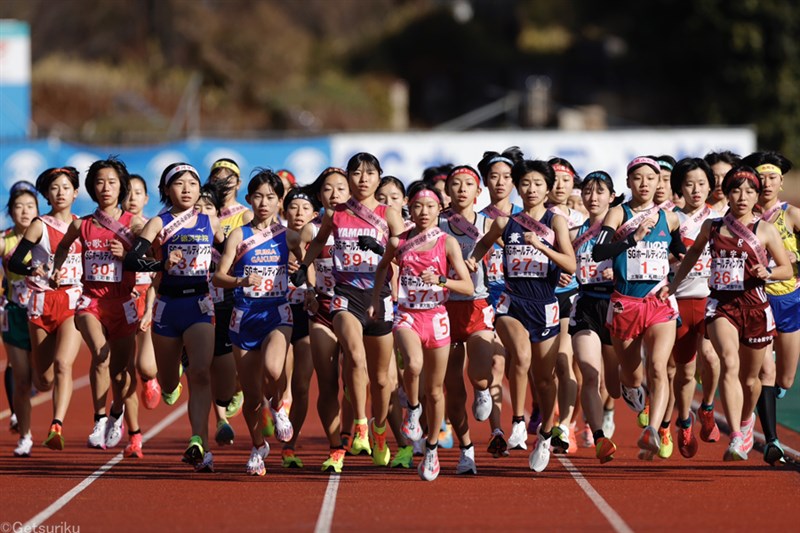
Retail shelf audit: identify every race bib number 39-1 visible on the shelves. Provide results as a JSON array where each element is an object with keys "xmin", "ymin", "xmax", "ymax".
[{"xmin": 333, "ymin": 241, "xmax": 379, "ymax": 273}]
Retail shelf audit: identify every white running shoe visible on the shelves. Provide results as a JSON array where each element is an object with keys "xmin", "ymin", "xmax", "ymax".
[
  {"xmin": 472, "ymin": 388, "xmax": 492, "ymax": 422},
  {"xmin": 270, "ymin": 401, "xmax": 294, "ymax": 443},
  {"xmin": 418, "ymin": 446, "xmax": 440, "ymax": 481},
  {"xmin": 741, "ymin": 413, "xmax": 755, "ymax": 453},
  {"xmin": 456, "ymin": 446, "xmax": 477, "ymax": 475},
  {"xmin": 508, "ymin": 420, "xmax": 528, "ymax": 450},
  {"xmin": 87, "ymin": 417, "xmax": 108, "ymax": 449},
  {"xmin": 105, "ymin": 408, "xmax": 125, "ymax": 449},
  {"xmin": 195, "ymin": 451, "xmax": 215, "ymax": 473},
  {"xmin": 14, "ymin": 432, "xmax": 33, "ymax": 457},
  {"xmin": 602, "ymin": 409, "xmax": 616, "ymax": 438},
  {"xmin": 9, "ymin": 413, "xmax": 19, "ymax": 434},
  {"xmin": 637, "ymin": 426, "xmax": 660, "ymax": 454},
  {"xmin": 621, "ymin": 384, "xmax": 646, "ymax": 412},
  {"xmin": 402, "ymin": 405, "xmax": 423, "ymax": 441},
  {"xmin": 412, "ymin": 438, "xmax": 425, "ymax": 457},
  {"xmin": 529, "ymin": 427, "xmax": 551, "ymax": 472},
  {"xmin": 246, "ymin": 444, "xmax": 269, "ymax": 476},
  {"xmin": 723, "ymin": 435, "xmax": 748, "ymax": 461},
  {"xmin": 580, "ymin": 423, "xmax": 594, "ymax": 448}
]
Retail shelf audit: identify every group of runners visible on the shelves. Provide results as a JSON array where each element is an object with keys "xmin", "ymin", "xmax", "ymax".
[{"xmin": 1, "ymin": 147, "xmax": 798, "ymax": 480}]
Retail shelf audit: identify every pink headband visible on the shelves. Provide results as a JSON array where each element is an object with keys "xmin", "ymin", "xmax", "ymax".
[
  {"xmin": 552, "ymin": 164, "xmax": 574, "ymax": 176},
  {"xmin": 410, "ymin": 189, "xmax": 441, "ymax": 205},
  {"xmin": 626, "ymin": 157, "xmax": 660, "ymax": 175}
]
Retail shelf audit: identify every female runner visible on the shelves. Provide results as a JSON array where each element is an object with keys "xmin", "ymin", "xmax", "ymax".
[
  {"xmin": 8, "ymin": 167, "xmax": 83, "ymax": 450},
  {"xmin": 371, "ymin": 181, "xmax": 474, "ymax": 480},
  {"xmin": 663, "ymin": 166, "xmax": 791, "ymax": 460}
]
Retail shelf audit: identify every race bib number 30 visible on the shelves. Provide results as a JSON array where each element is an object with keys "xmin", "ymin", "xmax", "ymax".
[
  {"xmin": 242, "ymin": 265, "xmax": 288, "ymax": 299},
  {"xmin": 506, "ymin": 246, "xmax": 547, "ymax": 278},
  {"xmin": 625, "ymin": 242, "xmax": 668, "ymax": 281},
  {"xmin": 84, "ymin": 250, "xmax": 122, "ymax": 283},
  {"xmin": 167, "ymin": 244, "xmax": 211, "ymax": 277},
  {"xmin": 710, "ymin": 257, "xmax": 744, "ymax": 291}
]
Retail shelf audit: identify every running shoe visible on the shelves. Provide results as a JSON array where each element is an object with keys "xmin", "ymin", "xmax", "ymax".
[
  {"xmin": 637, "ymin": 426, "xmax": 660, "ymax": 455},
  {"xmin": 637, "ymin": 399, "xmax": 650, "ymax": 429},
  {"xmin": 412, "ymin": 438, "xmax": 425, "ymax": 457},
  {"xmin": 87, "ymin": 417, "xmax": 108, "ymax": 449},
  {"xmin": 322, "ymin": 449, "xmax": 345, "ymax": 473},
  {"xmin": 741, "ymin": 412, "xmax": 755, "ymax": 453},
  {"xmin": 551, "ymin": 424, "xmax": 569, "ymax": 454},
  {"xmin": 696, "ymin": 406, "xmax": 720, "ymax": 442},
  {"xmin": 350, "ymin": 423, "xmax": 371, "ymax": 456},
  {"xmin": 261, "ymin": 404, "xmax": 275, "ymax": 438},
  {"xmin": 508, "ymin": 420, "xmax": 528, "ymax": 450},
  {"xmin": 527, "ymin": 408, "xmax": 542, "ymax": 435},
  {"xmin": 402, "ymin": 405, "xmax": 423, "ymax": 441},
  {"xmin": 621, "ymin": 384, "xmax": 646, "ymax": 412},
  {"xmin": 226, "ymin": 390, "xmax": 244, "ymax": 419},
  {"xmin": 723, "ymin": 435, "xmax": 747, "ymax": 461},
  {"xmin": 43, "ymin": 423, "xmax": 64, "ymax": 451},
  {"xmin": 281, "ymin": 447, "xmax": 304, "ymax": 468},
  {"xmin": 764, "ymin": 440, "xmax": 786, "ymax": 466},
  {"xmin": 215, "ymin": 420, "xmax": 235, "ymax": 446},
  {"xmin": 397, "ymin": 384, "xmax": 409, "ymax": 409},
  {"xmin": 105, "ymin": 408, "xmax": 125, "ymax": 449},
  {"xmin": 529, "ymin": 427, "xmax": 552, "ymax": 472},
  {"xmin": 602, "ymin": 409, "xmax": 616, "ymax": 438},
  {"xmin": 14, "ymin": 432, "xmax": 33, "ymax": 457},
  {"xmin": 9, "ymin": 413, "xmax": 19, "ymax": 434},
  {"xmin": 162, "ymin": 382, "xmax": 183, "ymax": 406},
  {"xmin": 677, "ymin": 413, "xmax": 698, "ymax": 459},
  {"xmin": 270, "ymin": 401, "xmax": 294, "ymax": 443},
  {"xmin": 472, "ymin": 388, "xmax": 492, "ymax": 422},
  {"xmin": 487, "ymin": 428, "xmax": 509, "ymax": 458},
  {"xmin": 418, "ymin": 446, "xmax": 440, "ymax": 481},
  {"xmin": 390, "ymin": 445, "xmax": 414, "ymax": 469},
  {"xmin": 567, "ymin": 422, "xmax": 578, "ymax": 454},
  {"xmin": 341, "ymin": 433, "xmax": 353, "ymax": 454},
  {"xmin": 438, "ymin": 421, "xmax": 454, "ymax": 449},
  {"xmin": 183, "ymin": 435, "xmax": 205, "ymax": 466},
  {"xmin": 141, "ymin": 378, "xmax": 161, "ymax": 410},
  {"xmin": 194, "ymin": 451, "xmax": 214, "ymax": 473},
  {"xmin": 370, "ymin": 420, "xmax": 391, "ymax": 466},
  {"xmin": 580, "ymin": 423, "xmax": 594, "ymax": 448},
  {"xmin": 247, "ymin": 444, "xmax": 268, "ymax": 476},
  {"xmin": 657, "ymin": 427, "xmax": 673, "ymax": 459},
  {"xmin": 638, "ymin": 449, "xmax": 655, "ymax": 461},
  {"xmin": 456, "ymin": 446, "xmax": 477, "ymax": 475},
  {"xmin": 595, "ymin": 436, "xmax": 616, "ymax": 464},
  {"xmin": 777, "ymin": 387, "xmax": 787, "ymax": 399},
  {"xmin": 124, "ymin": 433, "xmax": 143, "ymax": 459}
]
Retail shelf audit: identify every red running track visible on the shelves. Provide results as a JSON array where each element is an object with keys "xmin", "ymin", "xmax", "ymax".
[{"xmin": 1, "ymin": 346, "xmax": 799, "ymax": 532}]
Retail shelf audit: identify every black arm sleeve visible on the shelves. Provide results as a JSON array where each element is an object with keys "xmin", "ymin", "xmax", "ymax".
[
  {"xmin": 668, "ymin": 228, "xmax": 687, "ymax": 257},
  {"xmin": 7, "ymin": 238, "xmax": 35, "ymax": 276},
  {"xmin": 123, "ymin": 237, "xmax": 164, "ymax": 272},
  {"xmin": 592, "ymin": 226, "xmax": 636, "ymax": 262}
]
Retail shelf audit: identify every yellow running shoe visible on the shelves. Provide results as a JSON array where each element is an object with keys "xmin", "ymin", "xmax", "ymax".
[
  {"xmin": 595, "ymin": 436, "xmax": 617, "ymax": 464},
  {"xmin": 370, "ymin": 421, "xmax": 391, "ymax": 466},
  {"xmin": 183, "ymin": 435, "xmax": 204, "ymax": 466},
  {"xmin": 42, "ymin": 423, "xmax": 64, "ymax": 451},
  {"xmin": 350, "ymin": 423, "xmax": 371, "ymax": 456},
  {"xmin": 261, "ymin": 405, "xmax": 275, "ymax": 438},
  {"xmin": 322, "ymin": 449, "xmax": 345, "ymax": 473},
  {"xmin": 162, "ymin": 383, "xmax": 183, "ymax": 406},
  {"xmin": 390, "ymin": 445, "xmax": 413, "ymax": 468},
  {"xmin": 225, "ymin": 390, "xmax": 244, "ymax": 419},
  {"xmin": 281, "ymin": 447, "xmax": 304, "ymax": 468},
  {"xmin": 658, "ymin": 427, "xmax": 674, "ymax": 459},
  {"xmin": 637, "ymin": 399, "xmax": 650, "ymax": 429}
]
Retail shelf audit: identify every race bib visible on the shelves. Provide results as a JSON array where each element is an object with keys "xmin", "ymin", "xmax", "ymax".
[
  {"xmin": 314, "ymin": 257, "xmax": 335, "ymax": 296},
  {"xmin": 710, "ymin": 257, "xmax": 745, "ymax": 291},
  {"xmin": 209, "ymin": 281, "xmax": 225, "ymax": 304},
  {"xmin": 279, "ymin": 302, "xmax": 294, "ymax": 325},
  {"xmin": 545, "ymin": 300, "xmax": 560, "ymax": 328},
  {"xmin": 198, "ymin": 294, "xmax": 215, "ymax": 315},
  {"xmin": 242, "ymin": 265, "xmax": 288, "ymax": 299},
  {"xmin": 229, "ymin": 308, "xmax": 243, "ymax": 333},
  {"xmin": 286, "ymin": 285, "xmax": 307, "ymax": 304},
  {"xmin": 333, "ymin": 240, "xmax": 380, "ymax": 273},
  {"xmin": 487, "ymin": 248, "xmax": 503, "ymax": 283},
  {"xmin": 331, "ymin": 294, "xmax": 349, "ymax": 312},
  {"xmin": 167, "ymin": 244, "xmax": 211, "ymax": 277},
  {"xmin": 135, "ymin": 271, "xmax": 154, "ymax": 286},
  {"xmin": 57, "ymin": 253, "xmax": 82, "ymax": 286},
  {"xmin": 84, "ymin": 250, "xmax": 122, "ymax": 283},
  {"xmin": 11, "ymin": 279, "xmax": 31, "ymax": 306},
  {"xmin": 625, "ymin": 241, "xmax": 668, "ymax": 281},
  {"xmin": 123, "ymin": 297, "xmax": 139, "ymax": 325},
  {"xmin": 398, "ymin": 274, "xmax": 444, "ymax": 310},
  {"xmin": 495, "ymin": 292, "xmax": 511, "ymax": 315},
  {"xmin": 433, "ymin": 311, "xmax": 450, "ymax": 341},
  {"xmin": 577, "ymin": 252, "xmax": 611, "ymax": 285},
  {"xmin": 506, "ymin": 245, "xmax": 548, "ymax": 278},
  {"xmin": 688, "ymin": 248, "xmax": 712, "ymax": 279}
]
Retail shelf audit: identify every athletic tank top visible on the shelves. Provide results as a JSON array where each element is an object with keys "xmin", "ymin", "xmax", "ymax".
[
  {"xmin": 765, "ymin": 204, "xmax": 798, "ymax": 296},
  {"xmin": 708, "ymin": 219, "xmax": 768, "ymax": 306},
  {"xmin": 158, "ymin": 211, "xmax": 213, "ymax": 291},
  {"xmin": 550, "ymin": 205, "xmax": 586, "ymax": 294},
  {"xmin": 574, "ymin": 220, "xmax": 613, "ymax": 297},
  {"xmin": 80, "ymin": 211, "xmax": 136, "ymax": 299},
  {"xmin": 439, "ymin": 211, "xmax": 489, "ymax": 301},
  {"xmin": 232, "ymin": 224, "xmax": 290, "ymax": 307},
  {"xmin": 219, "ymin": 204, "xmax": 250, "ymax": 238},
  {"xmin": 673, "ymin": 207, "xmax": 721, "ymax": 299},
  {"xmin": 132, "ymin": 215, "xmax": 154, "ymax": 290},
  {"xmin": 613, "ymin": 204, "xmax": 671, "ymax": 298},
  {"xmin": 481, "ymin": 203, "xmax": 522, "ymax": 292},
  {"xmin": 396, "ymin": 231, "xmax": 448, "ymax": 311},
  {"xmin": 28, "ymin": 215, "xmax": 82, "ymax": 292},
  {"xmin": 2, "ymin": 231, "xmax": 33, "ymax": 306},
  {"xmin": 331, "ymin": 203, "xmax": 389, "ymax": 291},
  {"xmin": 311, "ymin": 223, "xmax": 336, "ymax": 298},
  {"xmin": 502, "ymin": 210, "xmax": 561, "ymax": 301}
]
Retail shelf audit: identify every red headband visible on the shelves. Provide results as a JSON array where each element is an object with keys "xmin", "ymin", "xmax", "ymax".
[
  {"xmin": 448, "ymin": 168, "xmax": 481, "ymax": 185},
  {"xmin": 551, "ymin": 164, "xmax": 574, "ymax": 176},
  {"xmin": 731, "ymin": 170, "xmax": 761, "ymax": 190}
]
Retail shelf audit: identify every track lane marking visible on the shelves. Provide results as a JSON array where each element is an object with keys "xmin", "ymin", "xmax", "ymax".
[
  {"xmin": 313, "ymin": 474, "xmax": 341, "ymax": 533},
  {"xmin": 22, "ymin": 402, "xmax": 188, "ymax": 529}
]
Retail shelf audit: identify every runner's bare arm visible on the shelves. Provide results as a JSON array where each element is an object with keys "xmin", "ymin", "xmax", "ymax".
[
  {"xmin": 664, "ymin": 219, "xmax": 712, "ymax": 297},
  {"xmin": 757, "ymin": 222, "xmax": 793, "ymax": 281},
  {"xmin": 51, "ymin": 219, "xmax": 82, "ymax": 274},
  {"xmin": 439, "ymin": 235, "xmax": 474, "ymax": 296},
  {"xmin": 212, "ymin": 228, "xmax": 257, "ymax": 288},
  {"xmin": 469, "ymin": 216, "xmax": 507, "ymax": 268},
  {"xmin": 528, "ymin": 214, "xmax": 576, "ymax": 274},
  {"xmin": 370, "ymin": 236, "xmax": 399, "ymax": 315}
]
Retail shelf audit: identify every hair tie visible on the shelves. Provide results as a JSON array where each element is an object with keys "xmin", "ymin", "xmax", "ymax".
[
  {"xmin": 626, "ymin": 157, "xmax": 660, "ymax": 175},
  {"xmin": 211, "ymin": 160, "xmax": 240, "ymax": 176}
]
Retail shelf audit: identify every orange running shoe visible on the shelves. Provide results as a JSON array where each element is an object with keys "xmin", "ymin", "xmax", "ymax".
[
  {"xmin": 125, "ymin": 433, "xmax": 144, "ymax": 458},
  {"xmin": 141, "ymin": 379, "xmax": 162, "ymax": 410},
  {"xmin": 43, "ymin": 423, "xmax": 64, "ymax": 451},
  {"xmin": 697, "ymin": 406, "xmax": 720, "ymax": 442},
  {"xmin": 677, "ymin": 417, "xmax": 698, "ymax": 459},
  {"xmin": 595, "ymin": 436, "xmax": 617, "ymax": 464},
  {"xmin": 567, "ymin": 422, "xmax": 579, "ymax": 454}
]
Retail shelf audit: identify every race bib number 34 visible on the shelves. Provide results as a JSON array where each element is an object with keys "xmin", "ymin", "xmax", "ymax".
[{"xmin": 168, "ymin": 244, "xmax": 211, "ymax": 277}]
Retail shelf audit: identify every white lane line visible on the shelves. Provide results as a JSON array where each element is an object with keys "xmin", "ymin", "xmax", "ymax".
[
  {"xmin": 1, "ymin": 374, "xmax": 92, "ymax": 420},
  {"xmin": 313, "ymin": 474, "xmax": 341, "ymax": 533},
  {"xmin": 557, "ymin": 457, "xmax": 635, "ymax": 533},
  {"xmin": 23, "ymin": 402, "xmax": 188, "ymax": 529}
]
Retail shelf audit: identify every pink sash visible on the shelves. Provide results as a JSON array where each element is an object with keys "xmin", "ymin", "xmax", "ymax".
[
  {"xmin": 446, "ymin": 212, "xmax": 481, "ymax": 241},
  {"xmin": 345, "ymin": 198, "xmax": 389, "ymax": 236},
  {"xmin": 402, "ymin": 219, "xmax": 416, "ymax": 232},
  {"xmin": 93, "ymin": 209, "xmax": 134, "ymax": 248},
  {"xmin": 40, "ymin": 215, "xmax": 70, "ymax": 234},
  {"xmin": 512, "ymin": 213, "xmax": 555, "ymax": 246},
  {"xmin": 235, "ymin": 223, "xmax": 286, "ymax": 264},
  {"xmin": 615, "ymin": 204, "xmax": 658, "ymax": 240},
  {"xmin": 396, "ymin": 227, "xmax": 443, "ymax": 257},
  {"xmin": 159, "ymin": 208, "xmax": 198, "ymax": 243},
  {"xmin": 679, "ymin": 206, "xmax": 712, "ymax": 239},
  {"xmin": 220, "ymin": 204, "xmax": 248, "ymax": 220},
  {"xmin": 658, "ymin": 200, "xmax": 676, "ymax": 211},
  {"xmin": 482, "ymin": 205, "xmax": 510, "ymax": 220},
  {"xmin": 723, "ymin": 213, "xmax": 768, "ymax": 266},
  {"xmin": 571, "ymin": 220, "xmax": 602, "ymax": 251},
  {"xmin": 759, "ymin": 201, "xmax": 786, "ymax": 223}
]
